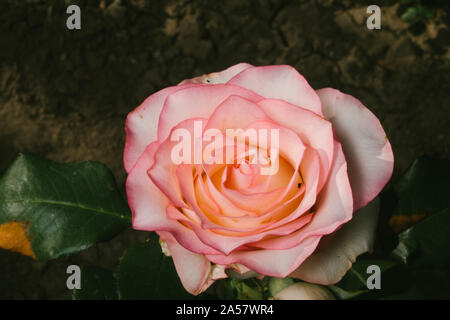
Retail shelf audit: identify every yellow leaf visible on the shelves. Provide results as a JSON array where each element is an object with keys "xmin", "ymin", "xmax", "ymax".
[{"xmin": 0, "ymin": 221, "xmax": 36, "ymax": 259}]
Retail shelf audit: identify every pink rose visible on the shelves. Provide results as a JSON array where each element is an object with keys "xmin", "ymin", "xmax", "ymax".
[{"xmin": 124, "ymin": 63, "xmax": 393, "ymax": 295}]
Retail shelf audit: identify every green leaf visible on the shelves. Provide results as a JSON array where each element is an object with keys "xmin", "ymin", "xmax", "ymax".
[
  {"xmin": 117, "ymin": 238, "xmax": 193, "ymax": 300},
  {"xmin": 392, "ymin": 207, "xmax": 450, "ymax": 267},
  {"xmin": 230, "ymin": 278, "xmax": 263, "ymax": 300},
  {"xmin": 401, "ymin": 7, "xmax": 418, "ymax": 22},
  {"xmin": 387, "ymin": 157, "xmax": 450, "ymax": 298},
  {"xmin": 389, "ymin": 156, "xmax": 450, "ymax": 232},
  {"xmin": 0, "ymin": 153, "xmax": 131, "ymax": 260},
  {"xmin": 73, "ymin": 266, "xmax": 118, "ymax": 300}
]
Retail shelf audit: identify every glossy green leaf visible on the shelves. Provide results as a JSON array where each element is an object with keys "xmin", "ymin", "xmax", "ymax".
[
  {"xmin": 117, "ymin": 238, "xmax": 193, "ymax": 300},
  {"xmin": 73, "ymin": 266, "xmax": 118, "ymax": 300},
  {"xmin": 0, "ymin": 153, "xmax": 131, "ymax": 260},
  {"xmin": 387, "ymin": 157, "xmax": 450, "ymax": 298},
  {"xmin": 392, "ymin": 207, "xmax": 450, "ymax": 267}
]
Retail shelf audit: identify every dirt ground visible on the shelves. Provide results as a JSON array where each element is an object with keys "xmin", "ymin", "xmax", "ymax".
[{"xmin": 0, "ymin": 0, "xmax": 449, "ymax": 299}]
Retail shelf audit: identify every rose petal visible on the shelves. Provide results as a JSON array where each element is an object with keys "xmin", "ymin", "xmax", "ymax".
[
  {"xmin": 203, "ymin": 142, "xmax": 351, "ymax": 274},
  {"xmin": 148, "ymin": 118, "xmax": 209, "ymax": 209},
  {"xmin": 158, "ymin": 84, "xmax": 262, "ymax": 142},
  {"xmin": 127, "ymin": 142, "xmax": 169, "ymax": 230},
  {"xmin": 290, "ymin": 197, "xmax": 379, "ymax": 285},
  {"xmin": 127, "ymin": 141, "xmax": 220, "ymax": 255},
  {"xmin": 179, "ymin": 164, "xmax": 307, "ymax": 234},
  {"xmin": 205, "ymin": 94, "xmax": 271, "ymax": 133},
  {"xmin": 124, "ymin": 84, "xmax": 197, "ymax": 173},
  {"xmin": 207, "ymin": 235, "xmax": 321, "ymax": 277},
  {"xmin": 317, "ymin": 88, "xmax": 394, "ymax": 210},
  {"xmin": 257, "ymin": 98, "xmax": 334, "ymax": 191},
  {"xmin": 158, "ymin": 231, "xmax": 212, "ymax": 295},
  {"xmin": 248, "ymin": 141, "xmax": 353, "ymax": 250},
  {"xmin": 168, "ymin": 201, "xmax": 316, "ymax": 255},
  {"xmin": 227, "ymin": 65, "xmax": 323, "ymax": 116}
]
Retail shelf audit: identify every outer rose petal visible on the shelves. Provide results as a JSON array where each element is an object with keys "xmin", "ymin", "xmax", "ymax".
[
  {"xmin": 159, "ymin": 232, "xmax": 264, "ymax": 295},
  {"xmin": 179, "ymin": 63, "xmax": 254, "ymax": 85},
  {"xmin": 124, "ymin": 84, "xmax": 196, "ymax": 173},
  {"xmin": 290, "ymin": 197, "xmax": 379, "ymax": 285},
  {"xmin": 158, "ymin": 231, "xmax": 214, "ymax": 295},
  {"xmin": 317, "ymin": 88, "xmax": 394, "ymax": 210},
  {"xmin": 227, "ymin": 65, "xmax": 323, "ymax": 116},
  {"xmin": 127, "ymin": 142, "xmax": 169, "ymax": 229},
  {"xmin": 273, "ymin": 282, "xmax": 335, "ymax": 300},
  {"xmin": 207, "ymin": 235, "xmax": 322, "ymax": 277}
]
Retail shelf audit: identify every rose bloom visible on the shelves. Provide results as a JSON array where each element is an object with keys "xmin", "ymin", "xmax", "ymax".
[{"xmin": 124, "ymin": 63, "xmax": 393, "ymax": 295}]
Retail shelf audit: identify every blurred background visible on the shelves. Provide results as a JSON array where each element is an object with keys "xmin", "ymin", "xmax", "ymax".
[{"xmin": 0, "ymin": 0, "xmax": 449, "ymax": 299}]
